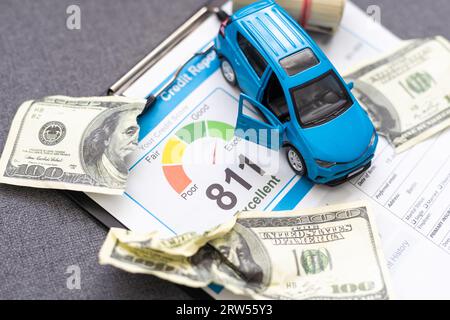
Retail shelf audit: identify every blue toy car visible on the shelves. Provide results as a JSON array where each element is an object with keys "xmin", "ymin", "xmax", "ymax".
[{"xmin": 214, "ymin": 0, "xmax": 378, "ymax": 186}]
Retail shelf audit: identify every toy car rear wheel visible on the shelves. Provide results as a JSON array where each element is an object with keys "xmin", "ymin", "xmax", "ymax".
[
  {"xmin": 286, "ymin": 146, "xmax": 306, "ymax": 176},
  {"xmin": 220, "ymin": 58, "xmax": 237, "ymax": 86}
]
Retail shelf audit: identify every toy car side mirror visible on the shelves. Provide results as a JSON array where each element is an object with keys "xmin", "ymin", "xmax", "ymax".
[{"xmin": 347, "ymin": 81, "xmax": 354, "ymax": 90}]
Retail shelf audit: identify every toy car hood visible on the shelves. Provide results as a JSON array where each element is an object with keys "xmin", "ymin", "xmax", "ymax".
[{"xmin": 300, "ymin": 104, "xmax": 375, "ymax": 163}]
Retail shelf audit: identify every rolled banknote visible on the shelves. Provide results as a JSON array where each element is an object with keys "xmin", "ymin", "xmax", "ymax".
[
  {"xmin": 344, "ymin": 36, "xmax": 450, "ymax": 153},
  {"xmin": 99, "ymin": 202, "xmax": 393, "ymax": 300},
  {"xmin": 233, "ymin": 0, "xmax": 346, "ymax": 34},
  {"xmin": 0, "ymin": 96, "xmax": 145, "ymax": 194}
]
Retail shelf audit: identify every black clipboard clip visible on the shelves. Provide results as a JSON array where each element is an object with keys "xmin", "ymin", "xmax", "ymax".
[{"xmin": 108, "ymin": 4, "xmax": 229, "ymax": 118}]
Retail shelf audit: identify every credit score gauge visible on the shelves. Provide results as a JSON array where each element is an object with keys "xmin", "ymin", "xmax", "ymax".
[
  {"xmin": 161, "ymin": 120, "xmax": 234, "ymax": 194},
  {"xmin": 98, "ymin": 88, "xmax": 304, "ymax": 235}
]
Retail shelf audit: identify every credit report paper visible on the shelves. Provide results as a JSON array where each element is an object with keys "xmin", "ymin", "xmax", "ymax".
[{"xmin": 87, "ymin": 2, "xmax": 450, "ymax": 299}]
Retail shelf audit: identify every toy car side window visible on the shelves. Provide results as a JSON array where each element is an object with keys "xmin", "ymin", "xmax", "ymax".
[
  {"xmin": 237, "ymin": 32, "xmax": 267, "ymax": 78},
  {"xmin": 263, "ymin": 73, "xmax": 290, "ymax": 123}
]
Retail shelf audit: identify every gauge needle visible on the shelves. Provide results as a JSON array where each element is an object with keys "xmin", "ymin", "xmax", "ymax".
[{"xmin": 212, "ymin": 141, "xmax": 217, "ymax": 165}]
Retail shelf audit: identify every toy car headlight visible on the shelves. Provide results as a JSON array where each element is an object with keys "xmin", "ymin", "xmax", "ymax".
[
  {"xmin": 315, "ymin": 159, "xmax": 336, "ymax": 168},
  {"xmin": 369, "ymin": 131, "xmax": 377, "ymax": 147}
]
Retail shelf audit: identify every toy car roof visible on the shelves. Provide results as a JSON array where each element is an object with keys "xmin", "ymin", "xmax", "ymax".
[
  {"xmin": 232, "ymin": 0, "xmax": 331, "ymax": 80},
  {"xmin": 234, "ymin": 1, "xmax": 314, "ymax": 59}
]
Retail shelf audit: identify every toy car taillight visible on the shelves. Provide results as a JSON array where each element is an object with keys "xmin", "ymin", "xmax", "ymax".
[{"xmin": 219, "ymin": 17, "xmax": 231, "ymax": 37}]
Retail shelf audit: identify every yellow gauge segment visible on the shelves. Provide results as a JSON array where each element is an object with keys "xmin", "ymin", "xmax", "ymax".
[{"xmin": 161, "ymin": 136, "xmax": 186, "ymax": 164}]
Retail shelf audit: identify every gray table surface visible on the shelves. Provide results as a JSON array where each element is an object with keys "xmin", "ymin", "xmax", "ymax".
[{"xmin": 1, "ymin": 0, "xmax": 449, "ymax": 300}]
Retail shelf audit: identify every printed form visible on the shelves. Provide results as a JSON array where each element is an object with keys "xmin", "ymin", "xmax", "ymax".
[{"xmin": 87, "ymin": 1, "xmax": 450, "ymax": 299}]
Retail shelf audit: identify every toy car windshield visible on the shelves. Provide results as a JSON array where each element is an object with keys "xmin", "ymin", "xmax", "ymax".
[
  {"xmin": 279, "ymin": 48, "xmax": 319, "ymax": 76},
  {"xmin": 291, "ymin": 71, "xmax": 352, "ymax": 127}
]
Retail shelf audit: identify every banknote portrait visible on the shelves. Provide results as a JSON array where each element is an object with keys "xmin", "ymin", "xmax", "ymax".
[
  {"xmin": 82, "ymin": 104, "xmax": 142, "ymax": 188},
  {"xmin": 190, "ymin": 223, "xmax": 271, "ymax": 290},
  {"xmin": 348, "ymin": 80, "xmax": 401, "ymax": 140},
  {"xmin": 344, "ymin": 37, "xmax": 450, "ymax": 152}
]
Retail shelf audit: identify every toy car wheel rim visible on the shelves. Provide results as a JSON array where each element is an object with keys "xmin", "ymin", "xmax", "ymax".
[
  {"xmin": 288, "ymin": 149, "xmax": 304, "ymax": 174},
  {"xmin": 221, "ymin": 60, "xmax": 235, "ymax": 84}
]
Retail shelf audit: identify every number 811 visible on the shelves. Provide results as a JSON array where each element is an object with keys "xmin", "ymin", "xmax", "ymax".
[{"xmin": 206, "ymin": 154, "xmax": 264, "ymax": 210}]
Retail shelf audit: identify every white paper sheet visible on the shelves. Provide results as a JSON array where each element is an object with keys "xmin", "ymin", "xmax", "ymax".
[{"xmin": 299, "ymin": 131, "xmax": 450, "ymax": 300}]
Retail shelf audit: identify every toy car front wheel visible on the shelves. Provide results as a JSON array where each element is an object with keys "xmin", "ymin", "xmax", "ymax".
[
  {"xmin": 220, "ymin": 58, "xmax": 237, "ymax": 86},
  {"xmin": 287, "ymin": 146, "xmax": 306, "ymax": 176}
]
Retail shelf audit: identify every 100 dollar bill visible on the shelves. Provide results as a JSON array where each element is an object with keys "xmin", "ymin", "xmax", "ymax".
[
  {"xmin": 99, "ymin": 202, "xmax": 393, "ymax": 300},
  {"xmin": 345, "ymin": 36, "xmax": 450, "ymax": 152},
  {"xmin": 0, "ymin": 96, "xmax": 144, "ymax": 194}
]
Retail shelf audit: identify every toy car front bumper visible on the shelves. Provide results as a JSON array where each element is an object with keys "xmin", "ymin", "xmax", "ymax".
[
  {"xmin": 307, "ymin": 132, "xmax": 378, "ymax": 185},
  {"xmin": 311, "ymin": 154, "xmax": 374, "ymax": 185},
  {"xmin": 325, "ymin": 161, "xmax": 372, "ymax": 186}
]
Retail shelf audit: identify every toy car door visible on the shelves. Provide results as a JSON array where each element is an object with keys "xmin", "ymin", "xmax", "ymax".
[{"xmin": 235, "ymin": 94, "xmax": 283, "ymax": 150}]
